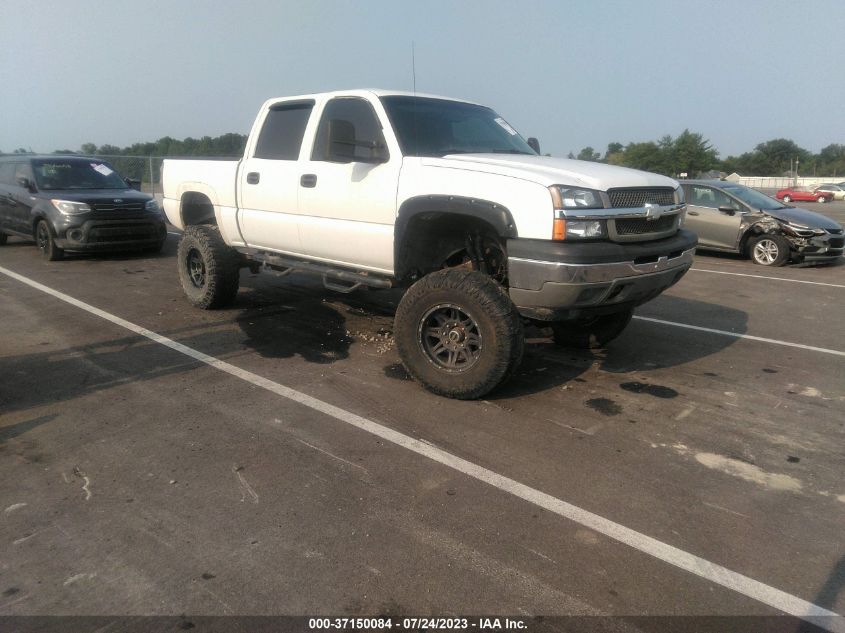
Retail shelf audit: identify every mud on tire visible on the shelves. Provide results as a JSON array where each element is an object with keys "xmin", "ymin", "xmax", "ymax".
[
  {"xmin": 395, "ymin": 269, "xmax": 524, "ymax": 399},
  {"xmin": 177, "ymin": 225, "xmax": 241, "ymax": 309}
]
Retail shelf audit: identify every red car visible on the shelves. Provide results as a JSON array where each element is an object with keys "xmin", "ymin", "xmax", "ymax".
[{"xmin": 775, "ymin": 186, "xmax": 832, "ymax": 203}]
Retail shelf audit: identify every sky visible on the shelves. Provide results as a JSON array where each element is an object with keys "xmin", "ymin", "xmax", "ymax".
[{"xmin": 1, "ymin": 0, "xmax": 843, "ymax": 159}]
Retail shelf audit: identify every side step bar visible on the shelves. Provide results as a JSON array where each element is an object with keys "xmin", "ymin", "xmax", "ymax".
[{"xmin": 245, "ymin": 250, "xmax": 394, "ymax": 293}]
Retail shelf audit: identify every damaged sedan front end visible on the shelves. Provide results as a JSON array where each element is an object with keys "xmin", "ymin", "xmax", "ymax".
[{"xmin": 681, "ymin": 180, "xmax": 844, "ymax": 266}]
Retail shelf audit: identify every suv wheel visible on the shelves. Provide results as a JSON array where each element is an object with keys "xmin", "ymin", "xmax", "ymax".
[
  {"xmin": 177, "ymin": 225, "xmax": 240, "ymax": 308},
  {"xmin": 749, "ymin": 234, "xmax": 791, "ymax": 266},
  {"xmin": 36, "ymin": 220, "xmax": 64, "ymax": 261},
  {"xmin": 550, "ymin": 308, "xmax": 634, "ymax": 349},
  {"xmin": 395, "ymin": 269, "xmax": 524, "ymax": 399}
]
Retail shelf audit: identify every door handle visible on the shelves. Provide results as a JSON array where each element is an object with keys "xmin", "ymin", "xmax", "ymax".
[
  {"xmin": 246, "ymin": 172, "xmax": 260, "ymax": 185},
  {"xmin": 687, "ymin": 210, "xmax": 699, "ymax": 216},
  {"xmin": 300, "ymin": 174, "xmax": 317, "ymax": 188}
]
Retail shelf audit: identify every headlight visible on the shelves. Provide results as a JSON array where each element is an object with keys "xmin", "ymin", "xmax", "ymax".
[
  {"xmin": 145, "ymin": 199, "xmax": 159, "ymax": 212},
  {"xmin": 549, "ymin": 186, "xmax": 604, "ymax": 209},
  {"xmin": 565, "ymin": 219, "xmax": 606, "ymax": 239},
  {"xmin": 51, "ymin": 199, "xmax": 91, "ymax": 215},
  {"xmin": 552, "ymin": 212, "xmax": 607, "ymax": 240},
  {"xmin": 782, "ymin": 222, "xmax": 824, "ymax": 237}
]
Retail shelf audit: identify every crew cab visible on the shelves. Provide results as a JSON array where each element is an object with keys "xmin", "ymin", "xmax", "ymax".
[
  {"xmin": 0, "ymin": 155, "xmax": 166, "ymax": 260},
  {"xmin": 162, "ymin": 90, "xmax": 696, "ymax": 398}
]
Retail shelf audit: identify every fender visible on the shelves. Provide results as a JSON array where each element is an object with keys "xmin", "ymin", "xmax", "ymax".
[{"xmin": 394, "ymin": 194, "xmax": 517, "ymax": 263}]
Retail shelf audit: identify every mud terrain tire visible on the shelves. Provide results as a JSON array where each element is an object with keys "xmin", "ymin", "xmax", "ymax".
[
  {"xmin": 395, "ymin": 269, "xmax": 524, "ymax": 399},
  {"xmin": 177, "ymin": 225, "xmax": 240, "ymax": 309}
]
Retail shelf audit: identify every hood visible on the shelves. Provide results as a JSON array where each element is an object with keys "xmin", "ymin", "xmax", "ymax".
[
  {"xmin": 764, "ymin": 206, "xmax": 842, "ymax": 230},
  {"xmin": 423, "ymin": 154, "xmax": 679, "ymax": 190}
]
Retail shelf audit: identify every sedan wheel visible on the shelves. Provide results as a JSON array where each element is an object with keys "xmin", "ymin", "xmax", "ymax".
[
  {"xmin": 817, "ymin": 196, "xmax": 827, "ymax": 203},
  {"xmin": 782, "ymin": 195, "xmax": 792, "ymax": 203},
  {"xmin": 750, "ymin": 235, "xmax": 790, "ymax": 267}
]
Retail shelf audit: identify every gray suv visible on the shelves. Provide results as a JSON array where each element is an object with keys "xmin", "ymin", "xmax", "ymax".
[
  {"xmin": 679, "ymin": 180, "xmax": 843, "ymax": 266},
  {"xmin": 0, "ymin": 155, "xmax": 166, "ymax": 260}
]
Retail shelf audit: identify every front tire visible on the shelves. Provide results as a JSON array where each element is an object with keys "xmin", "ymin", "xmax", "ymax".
[
  {"xmin": 177, "ymin": 225, "xmax": 240, "ymax": 309},
  {"xmin": 36, "ymin": 220, "xmax": 64, "ymax": 261},
  {"xmin": 550, "ymin": 308, "xmax": 634, "ymax": 349},
  {"xmin": 782, "ymin": 195, "xmax": 792, "ymax": 203},
  {"xmin": 817, "ymin": 195, "xmax": 827, "ymax": 203},
  {"xmin": 395, "ymin": 269, "xmax": 524, "ymax": 399},
  {"xmin": 749, "ymin": 234, "xmax": 791, "ymax": 266}
]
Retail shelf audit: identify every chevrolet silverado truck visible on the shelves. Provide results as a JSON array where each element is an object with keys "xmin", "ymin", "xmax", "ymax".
[{"xmin": 162, "ymin": 90, "xmax": 696, "ymax": 399}]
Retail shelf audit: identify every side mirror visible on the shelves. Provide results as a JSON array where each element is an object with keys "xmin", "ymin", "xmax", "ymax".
[
  {"xmin": 717, "ymin": 205, "xmax": 736, "ymax": 216},
  {"xmin": 16, "ymin": 176, "xmax": 35, "ymax": 192},
  {"xmin": 527, "ymin": 137, "xmax": 541, "ymax": 154},
  {"xmin": 326, "ymin": 119, "xmax": 388, "ymax": 164},
  {"xmin": 125, "ymin": 177, "xmax": 142, "ymax": 190}
]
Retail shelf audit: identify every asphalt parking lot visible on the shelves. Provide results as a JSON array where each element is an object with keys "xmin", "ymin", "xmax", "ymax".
[{"xmin": 1, "ymin": 201, "xmax": 844, "ymax": 631}]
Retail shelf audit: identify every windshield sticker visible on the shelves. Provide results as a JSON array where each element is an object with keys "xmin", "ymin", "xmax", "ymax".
[
  {"xmin": 91, "ymin": 163, "xmax": 114, "ymax": 176},
  {"xmin": 494, "ymin": 117, "xmax": 518, "ymax": 136}
]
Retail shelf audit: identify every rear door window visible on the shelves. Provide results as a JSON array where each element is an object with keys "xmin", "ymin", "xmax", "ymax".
[{"xmin": 253, "ymin": 101, "xmax": 315, "ymax": 160}]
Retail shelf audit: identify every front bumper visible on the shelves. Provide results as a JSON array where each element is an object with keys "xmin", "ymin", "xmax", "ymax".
[
  {"xmin": 54, "ymin": 216, "xmax": 167, "ymax": 251},
  {"xmin": 791, "ymin": 232, "xmax": 844, "ymax": 263},
  {"xmin": 507, "ymin": 230, "xmax": 697, "ymax": 320}
]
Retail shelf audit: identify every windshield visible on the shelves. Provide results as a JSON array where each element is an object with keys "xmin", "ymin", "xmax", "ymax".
[
  {"xmin": 722, "ymin": 184, "xmax": 786, "ymax": 211},
  {"xmin": 380, "ymin": 96, "xmax": 536, "ymax": 158},
  {"xmin": 33, "ymin": 159, "xmax": 128, "ymax": 190}
]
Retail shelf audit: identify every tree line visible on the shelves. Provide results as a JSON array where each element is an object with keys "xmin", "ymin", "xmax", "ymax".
[
  {"xmin": 3, "ymin": 131, "xmax": 844, "ymax": 178},
  {"xmin": 574, "ymin": 133, "xmax": 844, "ymax": 178}
]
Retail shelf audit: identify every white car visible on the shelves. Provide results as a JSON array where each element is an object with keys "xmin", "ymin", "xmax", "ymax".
[{"xmin": 815, "ymin": 183, "xmax": 845, "ymax": 201}]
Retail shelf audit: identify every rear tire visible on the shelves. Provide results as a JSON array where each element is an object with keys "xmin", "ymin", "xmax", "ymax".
[
  {"xmin": 177, "ymin": 225, "xmax": 240, "ymax": 308},
  {"xmin": 36, "ymin": 220, "xmax": 64, "ymax": 261},
  {"xmin": 749, "ymin": 234, "xmax": 791, "ymax": 266},
  {"xmin": 0, "ymin": 232, "xmax": 7, "ymax": 246},
  {"xmin": 817, "ymin": 195, "xmax": 827, "ymax": 203},
  {"xmin": 395, "ymin": 269, "xmax": 524, "ymax": 399},
  {"xmin": 782, "ymin": 195, "xmax": 792, "ymax": 203},
  {"xmin": 551, "ymin": 308, "xmax": 634, "ymax": 349}
]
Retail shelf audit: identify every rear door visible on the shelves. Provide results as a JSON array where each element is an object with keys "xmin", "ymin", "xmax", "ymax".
[
  {"xmin": 296, "ymin": 97, "xmax": 400, "ymax": 273},
  {"xmin": 683, "ymin": 184, "xmax": 744, "ymax": 250},
  {"xmin": 237, "ymin": 100, "xmax": 315, "ymax": 254}
]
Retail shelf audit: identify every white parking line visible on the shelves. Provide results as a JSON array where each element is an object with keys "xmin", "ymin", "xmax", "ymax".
[
  {"xmin": 633, "ymin": 316, "xmax": 845, "ymax": 357},
  {"xmin": 690, "ymin": 268, "xmax": 845, "ymax": 288},
  {"xmin": 0, "ymin": 264, "xmax": 841, "ymax": 630}
]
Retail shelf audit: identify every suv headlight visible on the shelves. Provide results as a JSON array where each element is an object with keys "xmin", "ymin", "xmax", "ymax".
[
  {"xmin": 51, "ymin": 200, "xmax": 91, "ymax": 215},
  {"xmin": 145, "ymin": 199, "xmax": 159, "ymax": 212}
]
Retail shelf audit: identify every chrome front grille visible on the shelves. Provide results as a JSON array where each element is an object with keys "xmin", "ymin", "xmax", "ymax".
[{"xmin": 608, "ymin": 188, "xmax": 676, "ymax": 208}]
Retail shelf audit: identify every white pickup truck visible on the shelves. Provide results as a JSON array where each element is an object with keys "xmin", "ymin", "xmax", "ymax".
[{"xmin": 162, "ymin": 89, "xmax": 696, "ymax": 399}]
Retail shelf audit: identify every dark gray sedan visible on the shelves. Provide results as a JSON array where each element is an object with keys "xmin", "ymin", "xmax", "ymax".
[{"xmin": 679, "ymin": 180, "xmax": 843, "ymax": 266}]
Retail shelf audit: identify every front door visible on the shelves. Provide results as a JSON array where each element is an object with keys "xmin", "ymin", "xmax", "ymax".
[
  {"xmin": 683, "ymin": 184, "xmax": 744, "ymax": 250},
  {"xmin": 296, "ymin": 97, "xmax": 400, "ymax": 274}
]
